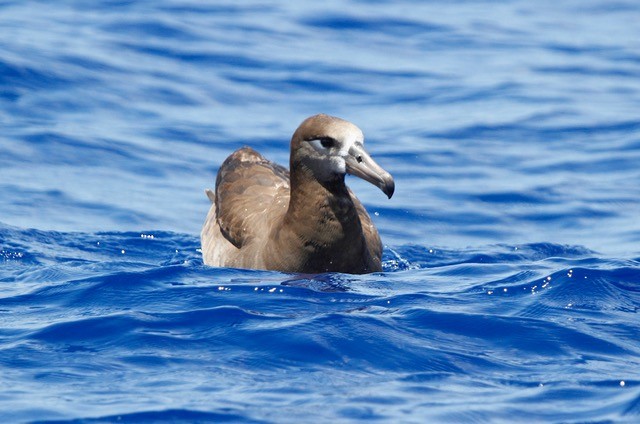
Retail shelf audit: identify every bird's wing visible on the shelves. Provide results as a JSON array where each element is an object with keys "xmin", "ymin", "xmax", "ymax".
[{"xmin": 213, "ymin": 147, "xmax": 290, "ymax": 248}]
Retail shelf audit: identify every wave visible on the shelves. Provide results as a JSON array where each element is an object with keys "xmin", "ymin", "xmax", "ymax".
[{"xmin": 2, "ymin": 224, "xmax": 639, "ymax": 421}]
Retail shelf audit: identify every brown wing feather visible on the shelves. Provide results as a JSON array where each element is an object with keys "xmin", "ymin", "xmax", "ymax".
[{"xmin": 214, "ymin": 147, "xmax": 290, "ymax": 248}]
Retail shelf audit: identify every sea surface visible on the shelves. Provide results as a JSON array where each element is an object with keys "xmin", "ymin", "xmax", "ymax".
[{"xmin": 1, "ymin": 0, "xmax": 640, "ymax": 422}]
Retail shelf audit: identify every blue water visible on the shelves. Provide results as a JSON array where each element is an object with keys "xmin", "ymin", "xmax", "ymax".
[{"xmin": 1, "ymin": 0, "xmax": 640, "ymax": 422}]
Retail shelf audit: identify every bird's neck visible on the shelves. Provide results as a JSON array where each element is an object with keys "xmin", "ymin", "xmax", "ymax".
[
  {"xmin": 271, "ymin": 163, "xmax": 367, "ymax": 272},
  {"xmin": 290, "ymin": 162, "xmax": 348, "ymax": 202}
]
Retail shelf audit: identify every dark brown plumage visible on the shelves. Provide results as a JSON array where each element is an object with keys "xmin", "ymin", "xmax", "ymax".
[{"xmin": 201, "ymin": 114, "xmax": 394, "ymax": 274}]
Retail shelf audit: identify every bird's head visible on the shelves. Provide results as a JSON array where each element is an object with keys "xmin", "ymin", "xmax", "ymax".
[{"xmin": 290, "ymin": 114, "xmax": 394, "ymax": 199}]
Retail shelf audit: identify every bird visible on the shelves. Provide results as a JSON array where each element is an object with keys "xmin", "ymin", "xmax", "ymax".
[{"xmin": 200, "ymin": 114, "xmax": 394, "ymax": 274}]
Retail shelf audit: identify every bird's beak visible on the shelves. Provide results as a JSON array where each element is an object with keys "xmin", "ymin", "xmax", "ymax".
[{"xmin": 344, "ymin": 143, "xmax": 395, "ymax": 199}]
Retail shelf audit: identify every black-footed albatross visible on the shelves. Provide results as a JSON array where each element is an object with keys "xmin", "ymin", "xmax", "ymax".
[{"xmin": 200, "ymin": 114, "xmax": 394, "ymax": 274}]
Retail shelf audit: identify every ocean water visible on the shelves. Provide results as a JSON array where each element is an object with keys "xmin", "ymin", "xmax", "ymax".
[{"xmin": 1, "ymin": 0, "xmax": 640, "ymax": 422}]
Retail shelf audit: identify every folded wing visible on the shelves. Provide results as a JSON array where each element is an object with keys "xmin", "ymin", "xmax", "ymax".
[{"xmin": 213, "ymin": 147, "xmax": 290, "ymax": 248}]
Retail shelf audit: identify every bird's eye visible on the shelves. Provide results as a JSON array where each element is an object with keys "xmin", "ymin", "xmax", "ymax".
[{"xmin": 319, "ymin": 137, "xmax": 336, "ymax": 148}]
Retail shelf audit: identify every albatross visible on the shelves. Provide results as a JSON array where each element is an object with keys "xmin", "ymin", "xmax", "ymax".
[{"xmin": 200, "ymin": 114, "xmax": 394, "ymax": 274}]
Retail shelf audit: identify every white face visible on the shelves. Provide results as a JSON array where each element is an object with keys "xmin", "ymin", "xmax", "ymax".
[{"xmin": 306, "ymin": 124, "xmax": 364, "ymax": 175}]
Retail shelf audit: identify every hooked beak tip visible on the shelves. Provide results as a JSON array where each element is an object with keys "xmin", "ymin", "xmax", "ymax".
[{"xmin": 381, "ymin": 176, "xmax": 395, "ymax": 199}]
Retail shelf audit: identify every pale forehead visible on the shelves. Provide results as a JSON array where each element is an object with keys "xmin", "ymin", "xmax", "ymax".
[{"xmin": 325, "ymin": 119, "xmax": 364, "ymax": 142}]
